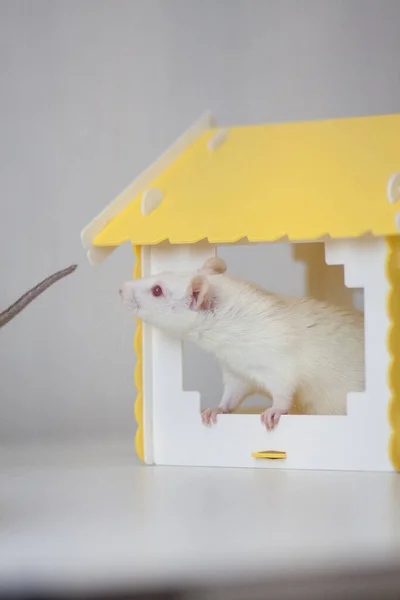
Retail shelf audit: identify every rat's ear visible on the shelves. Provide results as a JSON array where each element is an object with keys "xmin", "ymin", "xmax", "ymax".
[
  {"xmin": 189, "ymin": 274, "xmax": 212, "ymax": 310},
  {"xmin": 200, "ymin": 257, "xmax": 227, "ymax": 275}
]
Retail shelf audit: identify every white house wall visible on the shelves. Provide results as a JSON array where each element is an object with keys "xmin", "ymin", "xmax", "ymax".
[
  {"xmin": 143, "ymin": 239, "xmax": 392, "ymax": 472},
  {"xmin": 142, "ymin": 243, "xmax": 216, "ymax": 465}
]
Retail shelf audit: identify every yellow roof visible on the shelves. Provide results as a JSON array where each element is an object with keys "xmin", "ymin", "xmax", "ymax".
[{"xmin": 84, "ymin": 113, "xmax": 400, "ymax": 259}]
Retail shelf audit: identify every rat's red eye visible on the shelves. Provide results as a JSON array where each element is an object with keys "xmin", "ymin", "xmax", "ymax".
[{"xmin": 151, "ymin": 285, "xmax": 163, "ymax": 298}]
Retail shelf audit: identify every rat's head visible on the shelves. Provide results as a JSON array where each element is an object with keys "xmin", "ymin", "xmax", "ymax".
[{"xmin": 119, "ymin": 257, "xmax": 226, "ymax": 334}]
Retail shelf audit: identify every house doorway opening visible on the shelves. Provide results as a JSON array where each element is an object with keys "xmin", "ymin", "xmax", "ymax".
[{"xmin": 183, "ymin": 241, "xmax": 365, "ymax": 415}]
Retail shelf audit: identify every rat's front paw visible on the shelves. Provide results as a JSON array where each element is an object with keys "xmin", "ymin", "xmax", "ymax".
[
  {"xmin": 260, "ymin": 407, "xmax": 287, "ymax": 431},
  {"xmin": 201, "ymin": 408, "xmax": 224, "ymax": 426}
]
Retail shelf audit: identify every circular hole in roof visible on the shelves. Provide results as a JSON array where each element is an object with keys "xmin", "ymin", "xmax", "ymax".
[
  {"xmin": 387, "ymin": 173, "xmax": 400, "ymax": 204},
  {"xmin": 141, "ymin": 188, "xmax": 163, "ymax": 216}
]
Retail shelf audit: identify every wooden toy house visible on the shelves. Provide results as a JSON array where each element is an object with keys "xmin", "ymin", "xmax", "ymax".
[{"xmin": 81, "ymin": 112, "xmax": 400, "ymax": 472}]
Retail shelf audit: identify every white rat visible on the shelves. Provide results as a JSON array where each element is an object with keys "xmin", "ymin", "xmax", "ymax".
[{"xmin": 120, "ymin": 257, "xmax": 364, "ymax": 430}]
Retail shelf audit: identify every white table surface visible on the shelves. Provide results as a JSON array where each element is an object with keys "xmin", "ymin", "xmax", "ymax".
[{"xmin": 1, "ymin": 440, "xmax": 400, "ymax": 597}]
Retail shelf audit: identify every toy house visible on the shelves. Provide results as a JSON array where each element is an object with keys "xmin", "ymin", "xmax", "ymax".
[{"xmin": 81, "ymin": 112, "xmax": 400, "ymax": 472}]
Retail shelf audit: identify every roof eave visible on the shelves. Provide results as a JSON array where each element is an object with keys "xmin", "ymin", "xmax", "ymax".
[{"xmin": 80, "ymin": 110, "xmax": 217, "ymax": 266}]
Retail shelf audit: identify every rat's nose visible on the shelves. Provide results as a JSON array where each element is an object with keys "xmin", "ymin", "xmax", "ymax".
[{"xmin": 119, "ymin": 287, "xmax": 123, "ymax": 298}]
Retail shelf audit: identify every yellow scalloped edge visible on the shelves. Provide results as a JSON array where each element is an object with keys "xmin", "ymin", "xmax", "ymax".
[
  {"xmin": 386, "ymin": 235, "xmax": 400, "ymax": 471},
  {"xmin": 133, "ymin": 244, "xmax": 144, "ymax": 462}
]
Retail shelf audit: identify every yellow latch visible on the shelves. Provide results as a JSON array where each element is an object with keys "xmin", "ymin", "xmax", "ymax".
[{"xmin": 252, "ymin": 450, "xmax": 287, "ymax": 459}]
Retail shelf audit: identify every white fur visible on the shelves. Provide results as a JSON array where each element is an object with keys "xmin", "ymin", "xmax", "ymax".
[{"xmin": 120, "ymin": 262, "xmax": 365, "ymax": 428}]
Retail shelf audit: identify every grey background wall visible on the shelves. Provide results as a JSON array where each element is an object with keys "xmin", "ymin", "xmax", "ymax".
[{"xmin": 1, "ymin": 0, "xmax": 399, "ymax": 445}]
